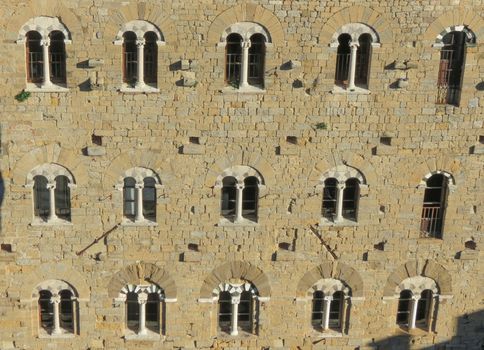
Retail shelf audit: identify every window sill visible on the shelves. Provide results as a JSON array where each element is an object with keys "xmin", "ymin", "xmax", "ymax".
[
  {"xmin": 310, "ymin": 329, "xmax": 343, "ymax": 338},
  {"xmin": 121, "ymin": 219, "xmax": 158, "ymax": 227},
  {"xmin": 38, "ymin": 331, "xmax": 75, "ymax": 339},
  {"xmin": 396, "ymin": 326, "xmax": 433, "ymax": 336},
  {"xmin": 319, "ymin": 218, "xmax": 358, "ymax": 227},
  {"xmin": 215, "ymin": 331, "xmax": 256, "ymax": 339},
  {"xmin": 30, "ymin": 218, "xmax": 72, "ymax": 226},
  {"xmin": 26, "ymin": 83, "xmax": 69, "ymax": 93},
  {"xmin": 119, "ymin": 84, "xmax": 159, "ymax": 93},
  {"xmin": 418, "ymin": 236, "xmax": 443, "ymax": 244},
  {"xmin": 221, "ymin": 85, "xmax": 266, "ymax": 94},
  {"xmin": 331, "ymin": 85, "xmax": 370, "ymax": 94},
  {"xmin": 217, "ymin": 217, "xmax": 258, "ymax": 227},
  {"xmin": 124, "ymin": 330, "xmax": 161, "ymax": 341}
]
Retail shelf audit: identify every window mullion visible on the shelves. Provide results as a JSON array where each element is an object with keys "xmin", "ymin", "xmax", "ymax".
[
  {"xmin": 239, "ymin": 39, "xmax": 251, "ymax": 88},
  {"xmin": 136, "ymin": 39, "xmax": 145, "ymax": 88},
  {"xmin": 348, "ymin": 42, "xmax": 359, "ymax": 91},
  {"xmin": 231, "ymin": 296, "xmax": 240, "ymax": 336},
  {"xmin": 135, "ymin": 182, "xmax": 144, "ymax": 222},
  {"xmin": 41, "ymin": 38, "xmax": 53, "ymax": 87}
]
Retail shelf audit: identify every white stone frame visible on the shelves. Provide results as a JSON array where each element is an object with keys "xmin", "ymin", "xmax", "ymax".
[
  {"xmin": 215, "ymin": 165, "xmax": 266, "ymax": 224},
  {"xmin": 394, "ymin": 276, "xmax": 440, "ymax": 332},
  {"xmin": 318, "ymin": 165, "xmax": 367, "ymax": 224},
  {"xmin": 307, "ymin": 278, "xmax": 351, "ymax": 333},
  {"xmin": 16, "ymin": 16, "xmax": 71, "ymax": 91},
  {"xmin": 218, "ymin": 22, "xmax": 272, "ymax": 90},
  {"xmin": 32, "ymin": 279, "xmax": 78, "ymax": 338},
  {"xmin": 433, "ymin": 25, "xmax": 477, "ymax": 47},
  {"xmin": 329, "ymin": 23, "xmax": 380, "ymax": 92},
  {"xmin": 115, "ymin": 167, "xmax": 162, "ymax": 225},
  {"xmin": 212, "ymin": 282, "xmax": 259, "ymax": 336},
  {"xmin": 113, "ymin": 20, "xmax": 165, "ymax": 92},
  {"xmin": 116, "ymin": 283, "xmax": 165, "ymax": 338},
  {"xmin": 26, "ymin": 163, "xmax": 76, "ymax": 225}
]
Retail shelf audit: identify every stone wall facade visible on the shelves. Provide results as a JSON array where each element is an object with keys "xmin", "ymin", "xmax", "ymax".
[{"xmin": 0, "ymin": 1, "xmax": 482, "ymax": 349}]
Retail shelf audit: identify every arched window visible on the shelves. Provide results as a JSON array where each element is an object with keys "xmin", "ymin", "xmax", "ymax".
[
  {"xmin": 126, "ymin": 292, "xmax": 139, "ymax": 332},
  {"xmin": 342, "ymin": 178, "xmax": 360, "ymax": 221},
  {"xmin": 221, "ymin": 176, "xmax": 237, "ymax": 220},
  {"xmin": 33, "ymin": 175, "xmax": 50, "ymax": 220},
  {"xmin": 420, "ymin": 174, "xmax": 448, "ymax": 238},
  {"xmin": 335, "ymin": 34, "xmax": 351, "ymax": 87},
  {"xmin": 242, "ymin": 176, "xmax": 259, "ymax": 221},
  {"xmin": 218, "ymin": 291, "xmax": 232, "ymax": 333},
  {"xmin": 146, "ymin": 292, "xmax": 160, "ymax": 332},
  {"xmin": 142, "ymin": 177, "xmax": 156, "ymax": 221},
  {"xmin": 311, "ymin": 290, "xmax": 325, "ymax": 329},
  {"xmin": 416, "ymin": 290, "xmax": 433, "ymax": 328},
  {"xmin": 396, "ymin": 290, "xmax": 412, "ymax": 326},
  {"xmin": 143, "ymin": 32, "xmax": 158, "ymax": 84},
  {"xmin": 123, "ymin": 31, "xmax": 137, "ymax": 85},
  {"xmin": 123, "ymin": 177, "xmax": 136, "ymax": 221},
  {"xmin": 322, "ymin": 178, "xmax": 338, "ymax": 219},
  {"xmin": 59, "ymin": 290, "xmax": 74, "ymax": 333},
  {"xmin": 238, "ymin": 291, "xmax": 253, "ymax": 333},
  {"xmin": 49, "ymin": 31, "xmax": 66, "ymax": 84},
  {"xmin": 437, "ymin": 31, "xmax": 469, "ymax": 105},
  {"xmin": 247, "ymin": 34, "xmax": 265, "ymax": 87},
  {"xmin": 26, "ymin": 31, "xmax": 43, "ymax": 83},
  {"xmin": 38, "ymin": 290, "xmax": 54, "ymax": 332},
  {"xmin": 329, "ymin": 291, "xmax": 344, "ymax": 329},
  {"xmin": 355, "ymin": 34, "xmax": 372, "ymax": 88},
  {"xmin": 55, "ymin": 175, "xmax": 71, "ymax": 221},
  {"xmin": 225, "ymin": 34, "xmax": 242, "ymax": 86}
]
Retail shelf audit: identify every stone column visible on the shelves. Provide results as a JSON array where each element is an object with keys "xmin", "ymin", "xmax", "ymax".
[
  {"xmin": 136, "ymin": 39, "xmax": 146, "ymax": 88},
  {"xmin": 348, "ymin": 42, "xmax": 359, "ymax": 91},
  {"xmin": 47, "ymin": 182, "xmax": 56, "ymax": 221},
  {"xmin": 335, "ymin": 183, "xmax": 346, "ymax": 222},
  {"xmin": 51, "ymin": 294, "xmax": 62, "ymax": 335},
  {"xmin": 138, "ymin": 293, "xmax": 148, "ymax": 335},
  {"xmin": 409, "ymin": 295, "xmax": 420, "ymax": 329},
  {"xmin": 135, "ymin": 183, "xmax": 144, "ymax": 222},
  {"xmin": 235, "ymin": 183, "xmax": 245, "ymax": 222},
  {"xmin": 230, "ymin": 297, "xmax": 240, "ymax": 336},
  {"xmin": 41, "ymin": 38, "xmax": 53, "ymax": 87},
  {"xmin": 322, "ymin": 296, "xmax": 332, "ymax": 330},
  {"xmin": 239, "ymin": 40, "xmax": 251, "ymax": 88}
]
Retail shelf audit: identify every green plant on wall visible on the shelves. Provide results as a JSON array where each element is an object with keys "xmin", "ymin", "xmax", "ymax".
[
  {"xmin": 314, "ymin": 122, "xmax": 327, "ymax": 130},
  {"xmin": 14, "ymin": 90, "xmax": 31, "ymax": 102}
]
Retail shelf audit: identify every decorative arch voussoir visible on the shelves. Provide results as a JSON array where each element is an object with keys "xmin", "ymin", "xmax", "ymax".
[{"xmin": 424, "ymin": 9, "xmax": 483, "ymax": 42}]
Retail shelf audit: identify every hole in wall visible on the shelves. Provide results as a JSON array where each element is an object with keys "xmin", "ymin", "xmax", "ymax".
[
  {"xmin": 286, "ymin": 136, "xmax": 298, "ymax": 144},
  {"xmin": 92, "ymin": 134, "xmax": 102, "ymax": 146},
  {"xmin": 188, "ymin": 243, "xmax": 199, "ymax": 252},
  {"xmin": 380, "ymin": 137, "xmax": 392, "ymax": 146},
  {"xmin": 189, "ymin": 137, "xmax": 200, "ymax": 145},
  {"xmin": 1, "ymin": 243, "xmax": 12, "ymax": 253}
]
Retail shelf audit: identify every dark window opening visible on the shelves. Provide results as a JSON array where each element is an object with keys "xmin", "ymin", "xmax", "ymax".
[
  {"xmin": 396, "ymin": 290, "xmax": 412, "ymax": 326},
  {"xmin": 54, "ymin": 175, "xmax": 71, "ymax": 221},
  {"xmin": 342, "ymin": 178, "xmax": 359, "ymax": 221},
  {"xmin": 311, "ymin": 290, "xmax": 324, "ymax": 329},
  {"xmin": 123, "ymin": 31, "xmax": 137, "ymax": 84},
  {"xmin": 416, "ymin": 290, "xmax": 433, "ymax": 328},
  {"xmin": 322, "ymin": 178, "xmax": 338, "ymax": 220},
  {"xmin": 334, "ymin": 34, "xmax": 351, "ymax": 86},
  {"xmin": 437, "ymin": 31, "xmax": 467, "ymax": 105},
  {"xmin": 34, "ymin": 175, "xmax": 50, "ymax": 220},
  {"xmin": 126, "ymin": 292, "xmax": 139, "ymax": 332},
  {"xmin": 238, "ymin": 291, "xmax": 253, "ymax": 333},
  {"xmin": 248, "ymin": 34, "xmax": 265, "ymax": 87},
  {"xmin": 49, "ymin": 31, "xmax": 66, "ymax": 84},
  {"xmin": 39, "ymin": 290, "xmax": 54, "ymax": 332},
  {"xmin": 242, "ymin": 176, "xmax": 258, "ymax": 221},
  {"xmin": 355, "ymin": 33, "xmax": 372, "ymax": 87},
  {"xmin": 123, "ymin": 177, "xmax": 136, "ymax": 220},
  {"xmin": 146, "ymin": 293, "xmax": 160, "ymax": 332},
  {"xmin": 26, "ymin": 31, "xmax": 43, "ymax": 83},
  {"xmin": 420, "ymin": 174, "xmax": 448, "ymax": 238},
  {"xmin": 329, "ymin": 291, "xmax": 344, "ymax": 330},
  {"xmin": 225, "ymin": 34, "xmax": 242, "ymax": 86},
  {"xmin": 144, "ymin": 31, "xmax": 158, "ymax": 84},
  {"xmin": 221, "ymin": 177, "xmax": 237, "ymax": 220},
  {"xmin": 59, "ymin": 290, "xmax": 74, "ymax": 332},
  {"xmin": 218, "ymin": 291, "xmax": 232, "ymax": 333},
  {"xmin": 143, "ymin": 177, "xmax": 156, "ymax": 221}
]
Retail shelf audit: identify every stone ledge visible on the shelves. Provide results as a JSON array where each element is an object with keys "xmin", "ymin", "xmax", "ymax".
[
  {"xmin": 278, "ymin": 145, "xmax": 298, "ymax": 156},
  {"xmin": 181, "ymin": 144, "xmax": 205, "ymax": 155}
]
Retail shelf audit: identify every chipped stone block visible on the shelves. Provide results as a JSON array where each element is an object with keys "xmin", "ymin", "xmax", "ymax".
[
  {"xmin": 278, "ymin": 145, "xmax": 298, "ymax": 155},
  {"xmin": 458, "ymin": 249, "xmax": 479, "ymax": 260},
  {"xmin": 87, "ymin": 58, "xmax": 104, "ymax": 68},
  {"xmin": 183, "ymin": 251, "xmax": 201, "ymax": 262},
  {"xmin": 181, "ymin": 59, "xmax": 190, "ymax": 70},
  {"xmin": 182, "ymin": 144, "xmax": 205, "ymax": 155},
  {"xmin": 86, "ymin": 146, "xmax": 106, "ymax": 156},
  {"xmin": 275, "ymin": 250, "xmax": 296, "ymax": 261}
]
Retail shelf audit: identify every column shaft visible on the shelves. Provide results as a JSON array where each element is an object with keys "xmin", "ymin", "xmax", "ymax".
[
  {"xmin": 348, "ymin": 42, "xmax": 359, "ymax": 91},
  {"xmin": 42, "ymin": 40, "xmax": 53, "ymax": 87},
  {"xmin": 52, "ymin": 298, "xmax": 61, "ymax": 334},
  {"xmin": 135, "ymin": 185, "xmax": 144, "ymax": 222},
  {"xmin": 136, "ymin": 39, "xmax": 145, "ymax": 88},
  {"xmin": 335, "ymin": 184, "xmax": 346, "ymax": 221},
  {"xmin": 235, "ymin": 184, "xmax": 244, "ymax": 222},
  {"xmin": 231, "ymin": 301, "xmax": 239, "ymax": 336},
  {"xmin": 240, "ymin": 40, "xmax": 251, "ymax": 88},
  {"xmin": 48, "ymin": 184, "xmax": 56, "ymax": 221},
  {"xmin": 323, "ymin": 297, "xmax": 332, "ymax": 330}
]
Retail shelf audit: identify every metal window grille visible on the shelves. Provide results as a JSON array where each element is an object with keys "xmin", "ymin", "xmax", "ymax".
[
  {"xmin": 146, "ymin": 293, "xmax": 160, "ymax": 332},
  {"xmin": 225, "ymin": 34, "xmax": 242, "ymax": 86},
  {"xmin": 311, "ymin": 291, "xmax": 324, "ymax": 328},
  {"xmin": 123, "ymin": 177, "xmax": 136, "ymax": 220},
  {"xmin": 123, "ymin": 33, "xmax": 138, "ymax": 84},
  {"xmin": 328, "ymin": 291, "xmax": 344, "ymax": 329},
  {"xmin": 126, "ymin": 292, "xmax": 139, "ymax": 332},
  {"xmin": 49, "ymin": 32, "xmax": 66, "ymax": 84},
  {"xmin": 335, "ymin": 34, "xmax": 351, "ymax": 86},
  {"xmin": 420, "ymin": 174, "xmax": 447, "ymax": 238},
  {"xmin": 248, "ymin": 35, "xmax": 265, "ymax": 86},
  {"xmin": 39, "ymin": 290, "xmax": 54, "ymax": 332},
  {"xmin": 396, "ymin": 290, "xmax": 412, "ymax": 325},
  {"xmin": 221, "ymin": 177, "xmax": 237, "ymax": 220},
  {"xmin": 355, "ymin": 34, "xmax": 372, "ymax": 87},
  {"xmin": 238, "ymin": 291, "xmax": 253, "ymax": 333},
  {"xmin": 144, "ymin": 33, "xmax": 157, "ymax": 84},
  {"xmin": 322, "ymin": 178, "xmax": 338, "ymax": 220},
  {"xmin": 242, "ymin": 177, "xmax": 258, "ymax": 221},
  {"xmin": 342, "ymin": 178, "xmax": 359, "ymax": 221},
  {"xmin": 27, "ymin": 32, "xmax": 43, "ymax": 83},
  {"xmin": 437, "ymin": 32, "xmax": 466, "ymax": 105},
  {"xmin": 55, "ymin": 176, "xmax": 71, "ymax": 220},
  {"xmin": 142, "ymin": 177, "xmax": 156, "ymax": 221},
  {"xmin": 34, "ymin": 176, "xmax": 50, "ymax": 219},
  {"xmin": 59, "ymin": 290, "xmax": 74, "ymax": 332},
  {"xmin": 416, "ymin": 290, "xmax": 433, "ymax": 327},
  {"xmin": 218, "ymin": 291, "xmax": 232, "ymax": 333}
]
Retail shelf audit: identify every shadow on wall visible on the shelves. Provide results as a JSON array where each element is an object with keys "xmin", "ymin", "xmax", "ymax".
[{"xmin": 365, "ymin": 309, "xmax": 484, "ymax": 349}]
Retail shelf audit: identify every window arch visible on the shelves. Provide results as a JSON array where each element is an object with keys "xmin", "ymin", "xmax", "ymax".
[
  {"xmin": 213, "ymin": 282, "xmax": 259, "ymax": 336},
  {"xmin": 17, "ymin": 17, "xmax": 71, "ymax": 89},
  {"xmin": 420, "ymin": 173, "xmax": 451, "ymax": 238},
  {"xmin": 114, "ymin": 20, "xmax": 164, "ymax": 91},
  {"xmin": 217, "ymin": 166, "xmax": 265, "ymax": 224},
  {"xmin": 308, "ymin": 278, "xmax": 351, "ymax": 333},
  {"xmin": 395, "ymin": 276, "xmax": 439, "ymax": 332},
  {"xmin": 330, "ymin": 23, "xmax": 380, "ymax": 91},
  {"xmin": 116, "ymin": 167, "xmax": 162, "ymax": 224},
  {"xmin": 220, "ymin": 22, "xmax": 270, "ymax": 90},
  {"xmin": 33, "ymin": 280, "xmax": 79, "ymax": 336},
  {"xmin": 436, "ymin": 27, "xmax": 475, "ymax": 105},
  {"xmin": 27, "ymin": 164, "xmax": 75, "ymax": 224},
  {"xmin": 320, "ymin": 165, "xmax": 366, "ymax": 224}
]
